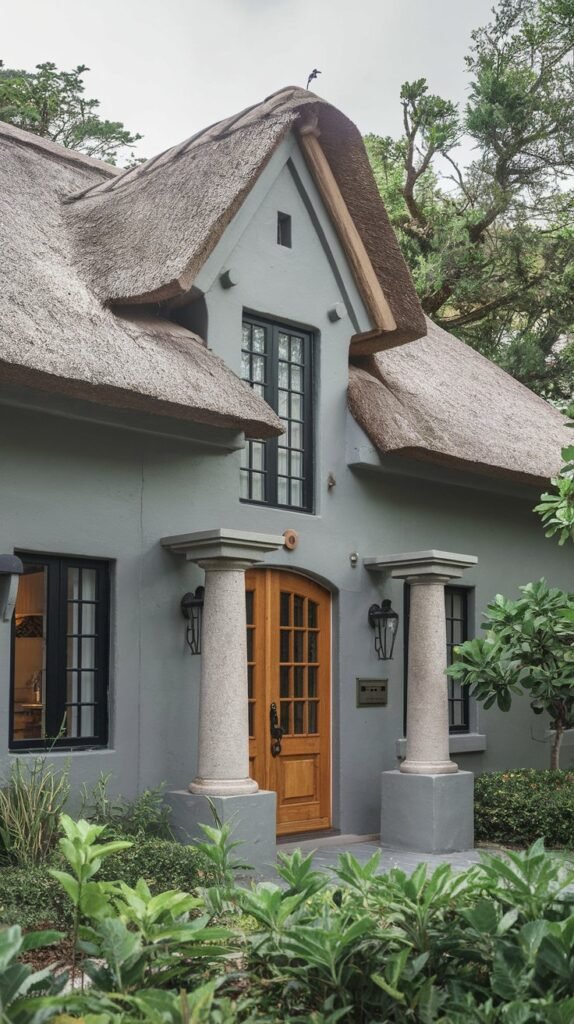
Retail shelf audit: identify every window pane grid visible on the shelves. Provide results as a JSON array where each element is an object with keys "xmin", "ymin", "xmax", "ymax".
[
  {"xmin": 445, "ymin": 587, "xmax": 470, "ymax": 733},
  {"xmin": 11, "ymin": 555, "xmax": 109, "ymax": 750},
  {"xmin": 277, "ymin": 590, "xmax": 320, "ymax": 736},
  {"xmin": 240, "ymin": 317, "xmax": 313, "ymax": 512}
]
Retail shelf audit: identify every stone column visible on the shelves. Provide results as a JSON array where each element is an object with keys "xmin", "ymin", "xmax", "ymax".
[
  {"xmin": 364, "ymin": 550, "xmax": 478, "ymax": 853},
  {"xmin": 161, "ymin": 529, "xmax": 284, "ymax": 866},
  {"xmin": 401, "ymin": 574, "xmax": 457, "ymax": 775},
  {"xmin": 190, "ymin": 557, "xmax": 257, "ymax": 796}
]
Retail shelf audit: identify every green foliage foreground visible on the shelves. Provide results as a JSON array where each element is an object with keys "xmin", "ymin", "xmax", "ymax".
[{"xmin": 4, "ymin": 816, "xmax": 574, "ymax": 1022}]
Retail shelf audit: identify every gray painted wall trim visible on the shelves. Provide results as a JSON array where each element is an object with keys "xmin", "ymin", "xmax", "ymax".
[
  {"xmin": 287, "ymin": 157, "xmax": 361, "ymax": 333},
  {"xmin": 396, "ymin": 734, "xmax": 487, "ymax": 757},
  {"xmin": 0, "ymin": 384, "xmax": 245, "ymax": 451}
]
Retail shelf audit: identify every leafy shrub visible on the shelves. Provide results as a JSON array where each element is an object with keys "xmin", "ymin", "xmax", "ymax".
[
  {"xmin": 0, "ymin": 865, "xmax": 72, "ymax": 929},
  {"xmin": 0, "ymin": 757, "xmax": 70, "ymax": 867},
  {"xmin": 80, "ymin": 772, "xmax": 173, "ymax": 839},
  {"xmin": 0, "ymin": 838, "xmax": 210, "ymax": 930},
  {"xmin": 97, "ymin": 835, "xmax": 214, "ymax": 892},
  {"xmin": 475, "ymin": 769, "xmax": 574, "ymax": 846}
]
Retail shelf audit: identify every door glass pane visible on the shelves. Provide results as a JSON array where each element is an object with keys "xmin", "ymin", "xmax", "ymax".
[
  {"xmin": 294, "ymin": 666, "xmax": 304, "ymax": 697},
  {"xmin": 280, "ymin": 592, "xmax": 290, "ymax": 626},
  {"xmin": 247, "ymin": 664, "xmax": 254, "ymax": 699},
  {"xmin": 294, "ymin": 595, "xmax": 304, "ymax": 626},
  {"xmin": 247, "ymin": 630, "xmax": 253, "ymax": 662},
  {"xmin": 280, "ymin": 701, "xmax": 291, "ymax": 735},
  {"xmin": 294, "ymin": 701, "xmax": 305, "ymax": 734},
  {"xmin": 280, "ymin": 666, "xmax": 290, "ymax": 697},
  {"xmin": 308, "ymin": 632, "xmax": 318, "ymax": 662},
  {"xmin": 308, "ymin": 666, "xmax": 317, "ymax": 697},
  {"xmin": 248, "ymin": 704, "xmax": 254, "ymax": 736},
  {"xmin": 308, "ymin": 701, "xmax": 318, "ymax": 734},
  {"xmin": 246, "ymin": 591, "xmax": 254, "ymax": 626},
  {"xmin": 294, "ymin": 631, "xmax": 304, "ymax": 663},
  {"xmin": 307, "ymin": 601, "xmax": 318, "ymax": 628},
  {"xmin": 12, "ymin": 565, "xmax": 47, "ymax": 742},
  {"xmin": 280, "ymin": 630, "xmax": 290, "ymax": 662}
]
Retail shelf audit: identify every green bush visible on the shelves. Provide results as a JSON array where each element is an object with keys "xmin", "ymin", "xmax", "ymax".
[
  {"xmin": 0, "ymin": 836, "xmax": 210, "ymax": 931},
  {"xmin": 0, "ymin": 756, "xmax": 70, "ymax": 867},
  {"xmin": 97, "ymin": 835, "xmax": 214, "ymax": 892},
  {"xmin": 475, "ymin": 769, "xmax": 574, "ymax": 846},
  {"xmin": 0, "ymin": 865, "xmax": 71, "ymax": 929}
]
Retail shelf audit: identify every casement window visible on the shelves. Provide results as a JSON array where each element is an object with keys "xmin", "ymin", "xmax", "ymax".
[
  {"xmin": 240, "ymin": 315, "xmax": 314, "ymax": 512},
  {"xmin": 404, "ymin": 585, "xmax": 470, "ymax": 734},
  {"xmin": 11, "ymin": 554, "xmax": 110, "ymax": 750},
  {"xmin": 444, "ymin": 587, "xmax": 470, "ymax": 733}
]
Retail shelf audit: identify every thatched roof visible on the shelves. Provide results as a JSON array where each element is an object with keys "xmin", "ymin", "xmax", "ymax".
[
  {"xmin": 0, "ymin": 120, "xmax": 282, "ymax": 437},
  {"xmin": 64, "ymin": 87, "xmax": 425, "ymax": 347},
  {"xmin": 349, "ymin": 318, "xmax": 571, "ymax": 484}
]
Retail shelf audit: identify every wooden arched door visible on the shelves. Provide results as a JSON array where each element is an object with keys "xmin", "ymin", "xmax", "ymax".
[{"xmin": 246, "ymin": 569, "xmax": 331, "ymax": 835}]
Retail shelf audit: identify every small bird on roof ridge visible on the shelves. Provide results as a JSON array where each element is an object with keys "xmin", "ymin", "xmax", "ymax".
[{"xmin": 306, "ymin": 69, "xmax": 321, "ymax": 90}]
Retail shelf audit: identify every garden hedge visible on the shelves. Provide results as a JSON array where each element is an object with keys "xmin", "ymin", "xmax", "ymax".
[
  {"xmin": 475, "ymin": 769, "xmax": 574, "ymax": 847},
  {"xmin": 0, "ymin": 835, "xmax": 210, "ymax": 929}
]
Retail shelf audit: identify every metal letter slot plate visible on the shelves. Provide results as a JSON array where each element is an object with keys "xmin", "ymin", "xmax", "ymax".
[{"xmin": 356, "ymin": 678, "xmax": 388, "ymax": 707}]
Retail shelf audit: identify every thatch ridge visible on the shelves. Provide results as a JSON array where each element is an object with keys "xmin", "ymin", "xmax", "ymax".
[
  {"xmin": 64, "ymin": 87, "xmax": 425, "ymax": 345},
  {"xmin": 348, "ymin": 317, "xmax": 571, "ymax": 484},
  {"xmin": 0, "ymin": 119, "xmax": 121, "ymax": 178}
]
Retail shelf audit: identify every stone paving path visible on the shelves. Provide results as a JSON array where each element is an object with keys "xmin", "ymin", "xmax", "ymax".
[
  {"xmin": 277, "ymin": 834, "xmax": 486, "ymax": 876},
  {"xmin": 238, "ymin": 834, "xmax": 494, "ymax": 885}
]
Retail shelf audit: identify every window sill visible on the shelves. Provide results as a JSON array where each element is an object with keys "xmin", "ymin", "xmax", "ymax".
[{"xmin": 395, "ymin": 733, "xmax": 487, "ymax": 758}]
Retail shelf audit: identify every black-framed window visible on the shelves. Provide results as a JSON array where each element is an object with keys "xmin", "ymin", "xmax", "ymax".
[
  {"xmin": 10, "ymin": 554, "xmax": 110, "ymax": 750},
  {"xmin": 445, "ymin": 587, "xmax": 470, "ymax": 733},
  {"xmin": 240, "ymin": 315, "xmax": 314, "ymax": 512},
  {"xmin": 403, "ymin": 585, "xmax": 470, "ymax": 734}
]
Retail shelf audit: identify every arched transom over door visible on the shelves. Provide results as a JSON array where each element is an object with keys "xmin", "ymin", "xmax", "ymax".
[{"xmin": 245, "ymin": 569, "xmax": 331, "ymax": 835}]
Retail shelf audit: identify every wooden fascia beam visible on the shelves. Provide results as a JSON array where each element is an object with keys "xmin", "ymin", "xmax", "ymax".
[{"xmin": 297, "ymin": 121, "xmax": 397, "ymax": 350}]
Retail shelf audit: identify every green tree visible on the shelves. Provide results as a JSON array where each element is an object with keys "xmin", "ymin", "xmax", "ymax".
[
  {"xmin": 0, "ymin": 60, "xmax": 142, "ymax": 165},
  {"xmin": 535, "ymin": 418, "xmax": 574, "ymax": 543},
  {"xmin": 366, "ymin": 0, "xmax": 574, "ymax": 402},
  {"xmin": 448, "ymin": 580, "xmax": 574, "ymax": 769}
]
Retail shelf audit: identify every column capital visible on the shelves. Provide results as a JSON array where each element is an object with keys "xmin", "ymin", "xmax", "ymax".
[
  {"xmin": 161, "ymin": 528, "xmax": 285, "ymax": 566},
  {"xmin": 364, "ymin": 549, "xmax": 477, "ymax": 581}
]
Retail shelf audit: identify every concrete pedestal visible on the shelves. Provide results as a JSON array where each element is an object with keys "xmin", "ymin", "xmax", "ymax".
[
  {"xmin": 165, "ymin": 789, "xmax": 277, "ymax": 869},
  {"xmin": 381, "ymin": 770, "xmax": 474, "ymax": 853}
]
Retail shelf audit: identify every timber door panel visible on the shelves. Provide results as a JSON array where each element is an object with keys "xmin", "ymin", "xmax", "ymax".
[{"xmin": 246, "ymin": 570, "xmax": 331, "ymax": 835}]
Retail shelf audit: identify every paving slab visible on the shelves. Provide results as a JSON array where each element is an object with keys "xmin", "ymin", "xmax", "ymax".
[{"xmin": 235, "ymin": 834, "xmax": 493, "ymax": 884}]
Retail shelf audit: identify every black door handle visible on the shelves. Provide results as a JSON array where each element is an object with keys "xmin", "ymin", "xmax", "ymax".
[{"xmin": 270, "ymin": 702, "xmax": 284, "ymax": 757}]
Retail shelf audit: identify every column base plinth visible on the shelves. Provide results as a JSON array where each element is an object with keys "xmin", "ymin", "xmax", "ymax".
[
  {"xmin": 381, "ymin": 769, "xmax": 474, "ymax": 853},
  {"xmin": 400, "ymin": 758, "xmax": 458, "ymax": 775},
  {"xmin": 165, "ymin": 789, "xmax": 276, "ymax": 869},
  {"xmin": 189, "ymin": 776, "xmax": 259, "ymax": 796}
]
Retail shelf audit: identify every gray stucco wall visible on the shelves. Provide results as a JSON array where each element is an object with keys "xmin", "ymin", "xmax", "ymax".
[{"xmin": 1, "ymin": 134, "xmax": 572, "ymax": 835}]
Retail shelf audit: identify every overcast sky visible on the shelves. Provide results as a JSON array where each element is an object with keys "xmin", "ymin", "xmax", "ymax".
[{"xmin": 3, "ymin": 0, "xmax": 494, "ymax": 160}]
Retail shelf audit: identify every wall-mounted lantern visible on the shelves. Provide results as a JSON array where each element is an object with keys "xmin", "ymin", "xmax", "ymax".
[
  {"xmin": 368, "ymin": 598, "xmax": 399, "ymax": 661},
  {"xmin": 0, "ymin": 554, "xmax": 23, "ymax": 623},
  {"xmin": 181, "ymin": 587, "xmax": 205, "ymax": 655}
]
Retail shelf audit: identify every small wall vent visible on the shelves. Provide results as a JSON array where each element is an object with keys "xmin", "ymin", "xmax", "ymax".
[{"xmin": 277, "ymin": 212, "xmax": 292, "ymax": 248}]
